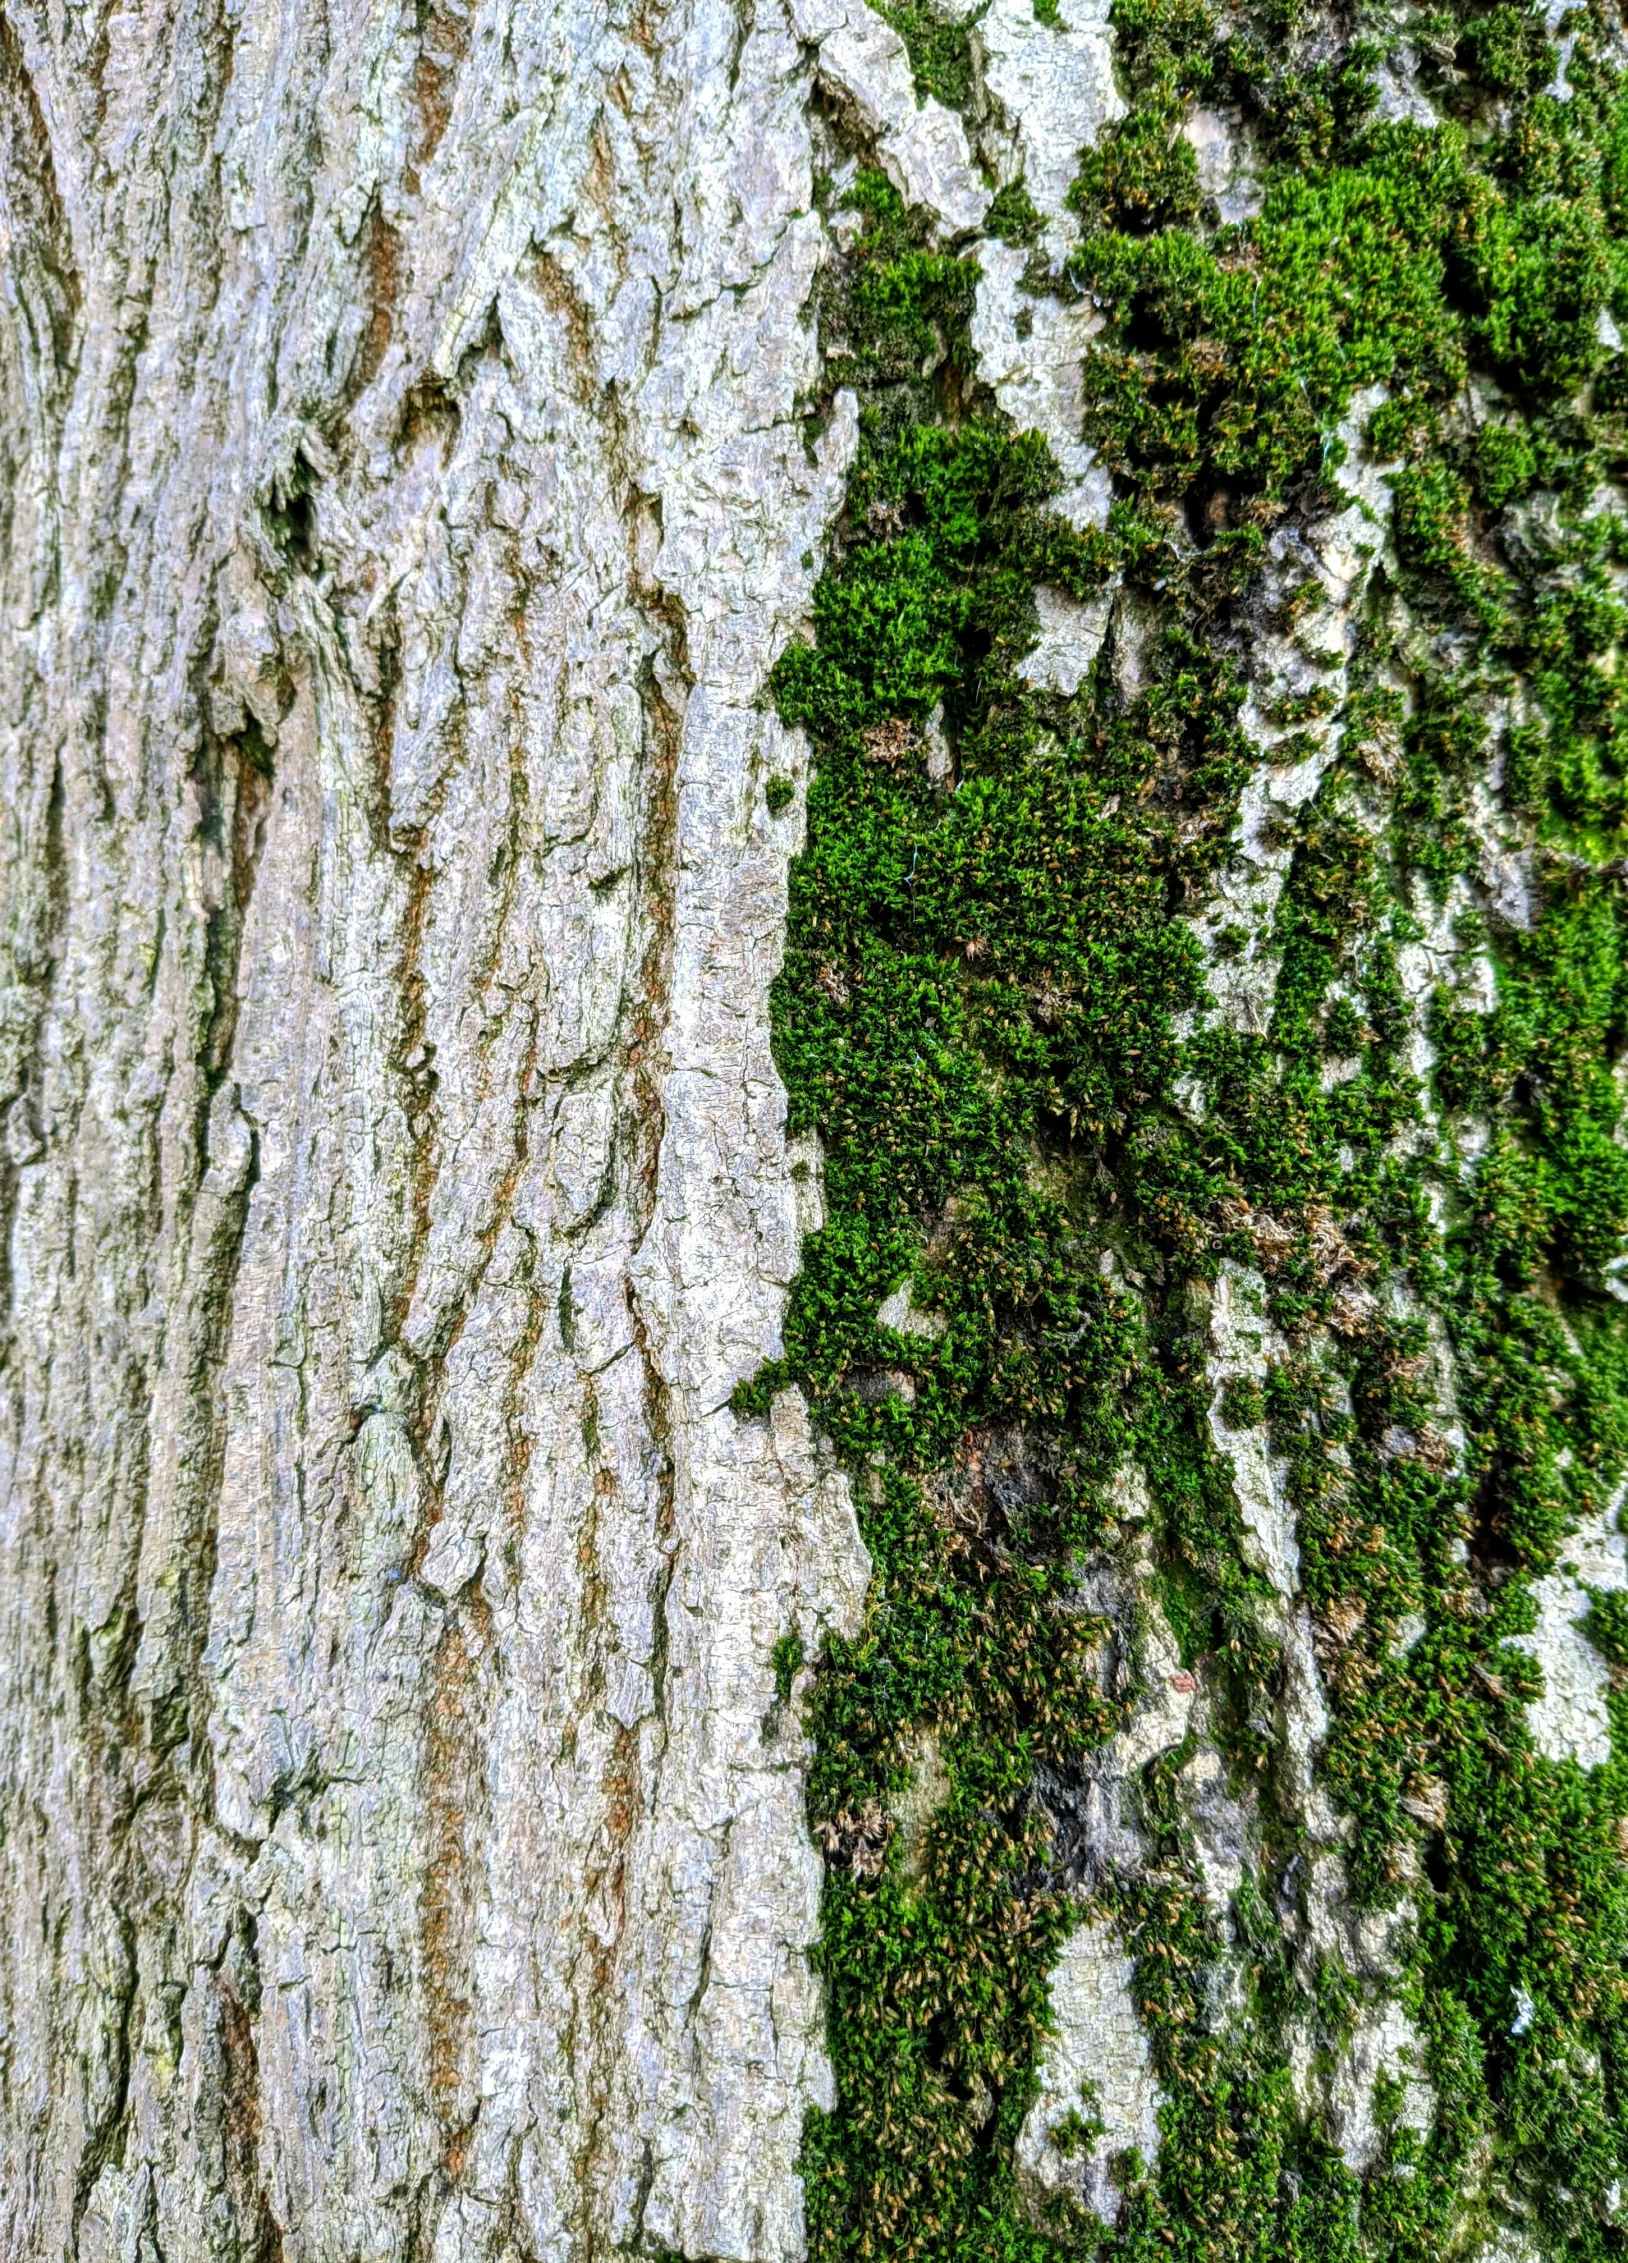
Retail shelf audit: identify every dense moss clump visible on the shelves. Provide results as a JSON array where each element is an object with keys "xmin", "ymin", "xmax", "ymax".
[{"xmin": 750, "ymin": 4, "xmax": 1628, "ymax": 2255}]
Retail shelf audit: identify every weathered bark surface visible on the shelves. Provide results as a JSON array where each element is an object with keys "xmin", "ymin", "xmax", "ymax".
[
  {"xmin": 0, "ymin": 3, "xmax": 872, "ymax": 2254},
  {"xmin": 15, "ymin": 0, "xmax": 1598, "ymax": 2253}
]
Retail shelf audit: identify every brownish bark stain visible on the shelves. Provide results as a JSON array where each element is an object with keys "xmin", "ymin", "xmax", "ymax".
[
  {"xmin": 357, "ymin": 204, "xmax": 403, "ymax": 393},
  {"xmin": 217, "ymin": 1962, "xmax": 286, "ymax": 2263},
  {"xmin": 412, "ymin": 0, "xmax": 474, "ymax": 176},
  {"xmin": 420, "ymin": 1587, "xmax": 496, "ymax": 2177}
]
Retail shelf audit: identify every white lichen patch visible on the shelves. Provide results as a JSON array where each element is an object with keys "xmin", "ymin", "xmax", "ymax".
[
  {"xmin": 1094, "ymin": 1478, "xmax": 1199, "ymax": 1776},
  {"xmin": 1207, "ymin": 1260, "xmax": 1299, "ymax": 1597},
  {"xmin": 1510, "ymin": 1493, "xmax": 1628, "ymax": 1769},
  {"xmin": 1371, "ymin": 45, "xmax": 1440, "ymax": 126},
  {"xmin": 1115, "ymin": 1561, "xmax": 1199, "ymax": 1776},
  {"xmin": 791, "ymin": 0, "xmax": 990, "ymax": 234},
  {"xmin": 1181, "ymin": 108, "xmax": 1263, "ymax": 224},
  {"xmin": 1046, "ymin": 1480, "xmax": 1197, "ymax": 1879},
  {"xmin": 972, "ymin": 243, "xmax": 1112, "ymax": 532},
  {"xmin": 1290, "ymin": 1998, "xmax": 1435, "ymax": 2173},
  {"xmin": 1279, "ymin": 1612, "xmax": 1339, "ymax": 1833},
  {"xmin": 1016, "ymin": 1918, "xmax": 1164, "ymax": 2225},
  {"xmin": 1177, "ymin": 1743, "xmax": 1257, "ymax": 1912},
  {"xmin": 975, "ymin": 0, "xmax": 1123, "ymax": 259},
  {"xmin": 1185, "ymin": 388, "xmax": 1396, "ymax": 1042},
  {"xmin": 889, "ymin": 1733, "xmax": 952, "ymax": 1880},
  {"xmin": 1017, "ymin": 584, "xmax": 1114, "ymax": 697},
  {"xmin": 962, "ymin": 0, "xmax": 1122, "ymax": 537},
  {"xmin": 1474, "ymin": 2233, "xmax": 1544, "ymax": 2263},
  {"xmin": 787, "ymin": 1129, "xmax": 828, "ymax": 1237},
  {"xmin": 1302, "ymin": 1856, "xmax": 1414, "ymax": 1984},
  {"xmin": 1198, "ymin": 1242, "xmax": 1441, "ymax": 2176},
  {"xmin": 876, "ymin": 1278, "xmax": 949, "ymax": 1338},
  {"xmin": 1395, "ymin": 872, "xmax": 1497, "ymax": 1145}
]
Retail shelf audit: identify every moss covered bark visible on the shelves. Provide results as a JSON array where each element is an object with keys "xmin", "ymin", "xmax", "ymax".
[{"xmin": 752, "ymin": 6, "xmax": 1628, "ymax": 2255}]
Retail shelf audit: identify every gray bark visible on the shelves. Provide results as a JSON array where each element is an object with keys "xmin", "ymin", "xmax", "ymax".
[{"xmin": 0, "ymin": 2, "xmax": 874, "ymax": 2255}]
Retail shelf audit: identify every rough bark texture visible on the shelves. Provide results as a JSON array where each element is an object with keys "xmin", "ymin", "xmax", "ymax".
[{"xmin": 0, "ymin": 3, "xmax": 871, "ymax": 2254}]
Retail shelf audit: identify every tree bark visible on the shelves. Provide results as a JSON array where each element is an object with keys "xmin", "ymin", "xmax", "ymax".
[
  {"xmin": 8, "ymin": 1, "xmax": 1628, "ymax": 2259},
  {"xmin": 0, "ymin": 2, "xmax": 871, "ymax": 2254}
]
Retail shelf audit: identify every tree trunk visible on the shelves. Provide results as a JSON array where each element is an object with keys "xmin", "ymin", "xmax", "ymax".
[
  {"xmin": 6, "ymin": 2, "xmax": 1628, "ymax": 2260},
  {"xmin": 0, "ymin": 1, "xmax": 871, "ymax": 2253}
]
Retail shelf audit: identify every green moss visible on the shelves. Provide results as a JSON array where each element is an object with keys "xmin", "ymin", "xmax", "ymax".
[
  {"xmin": 1220, "ymin": 1374, "xmax": 1267, "ymax": 1429},
  {"xmin": 986, "ymin": 179, "xmax": 1047, "ymax": 246},
  {"xmin": 775, "ymin": 1629, "xmax": 809, "ymax": 1705},
  {"xmin": 1474, "ymin": 419, "xmax": 1540, "ymax": 510},
  {"xmin": 877, "ymin": 0, "xmax": 977, "ymax": 111},
  {"xmin": 817, "ymin": 172, "xmax": 982, "ymax": 415},
  {"xmin": 765, "ymin": 9, "xmax": 1628, "ymax": 2258}
]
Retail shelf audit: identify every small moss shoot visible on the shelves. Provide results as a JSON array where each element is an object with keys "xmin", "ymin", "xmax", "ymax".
[
  {"xmin": 758, "ymin": 8, "xmax": 1628, "ymax": 2257},
  {"xmin": 775, "ymin": 1628, "xmax": 809, "ymax": 1705}
]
